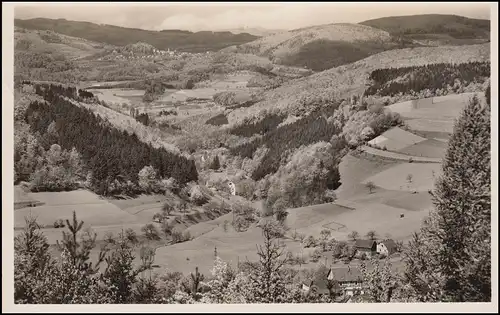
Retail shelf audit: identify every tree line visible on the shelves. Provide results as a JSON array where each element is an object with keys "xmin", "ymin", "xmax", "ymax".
[
  {"xmin": 22, "ymin": 83, "xmax": 198, "ymax": 195},
  {"xmin": 230, "ymin": 103, "xmax": 342, "ymax": 180},
  {"xmin": 229, "ymin": 113, "xmax": 286, "ymax": 138},
  {"xmin": 365, "ymin": 61, "xmax": 490, "ymax": 97}
]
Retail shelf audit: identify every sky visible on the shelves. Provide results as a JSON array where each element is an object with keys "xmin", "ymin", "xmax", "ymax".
[{"xmin": 14, "ymin": 2, "xmax": 492, "ymax": 32}]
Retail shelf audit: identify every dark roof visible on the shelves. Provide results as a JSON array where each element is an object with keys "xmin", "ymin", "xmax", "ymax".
[
  {"xmin": 307, "ymin": 280, "xmax": 334, "ymax": 294},
  {"xmin": 328, "ymin": 267, "xmax": 363, "ymax": 283},
  {"xmin": 380, "ymin": 239, "xmax": 398, "ymax": 253},
  {"xmin": 355, "ymin": 239, "xmax": 376, "ymax": 249}
]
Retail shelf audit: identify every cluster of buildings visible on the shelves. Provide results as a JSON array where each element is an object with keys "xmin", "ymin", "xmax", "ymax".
[
  {"xmin": 302, "ymin": 239, "xmax": 399, "ymax": 300},
  {"xmin": 97, "ymin": 48, "xmax": 209, "ymax": 62}
]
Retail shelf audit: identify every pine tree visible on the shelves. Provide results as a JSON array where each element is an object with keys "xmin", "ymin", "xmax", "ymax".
[
  {"xmin": 102, "ymin": 232, "xmax": 141, "ymax": 304},
  {"xmin": 247, "ymin": 223, "xmax": 290, "ymax": 303},
  {"xmin": 56, "ymin": 211, "xmax": 106, "ymax": 273},
  {"xmin": 14, "ymin": 215, "xmax": 55, "ymax": 303},
  {"xmin": 404, "ymin": 95, "xmax": 491, "ymax": 302}
]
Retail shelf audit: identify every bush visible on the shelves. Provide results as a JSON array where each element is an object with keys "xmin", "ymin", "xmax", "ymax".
[
  {"xmin": 287, "ymin": 252, "xmax": 307, "ymax": 266},
  {"xmin": 310, "ymin": 248, "xmax": 323, "ymax": 262},
  {"xmin": 303, "ymin": 235, "xmax": 318, "ymax": 248},
  {"xmin": 236, "ymin": 178, "xmax": 256, "ymax": 200},
  {"xmin": 260, "ymin": 219, "xmax": 286, "ymax": 238},
  {"xmin": 161, "ymin": 220, "xmax": 172, "ymax": 238},
  {"xmin": 53, "ymin": 219, "xmax": 65, "ymax": 228},
  {"xmin": 142, "ymin": 223, "xmax": 160, "ymax": 241},
  {"xmin": 104, "ymin": 232, "xmax": 115, "ymax": 244},
  {"xmin": 171, "ymin": 228, "xmax": 191, "ymax": 244},
  {"xmin": 125, "ymin": 228, "xmax": 138, "ymax": 244},
  {"xmin": 189, "ymin": 185, "xmax": 209, "ymax": 206},
  {"xmin": 297, "ymin": 233, "xmax": 306, "ymax": 243},
  {"xmin": 209, "ymin": 155, "xmax": 221, "ymax": 170}
]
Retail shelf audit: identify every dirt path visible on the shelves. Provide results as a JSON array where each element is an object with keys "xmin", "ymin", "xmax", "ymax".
[{"xmin": 361, "ymin": 146, "xmax": 442, "ymax": 163}]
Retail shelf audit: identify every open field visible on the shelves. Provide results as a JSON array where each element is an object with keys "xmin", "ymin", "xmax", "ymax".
[
  {"xmin": 368, "ymin": 127, "xmax": 427, "ymax": 151},
  {"xmin": 14, "ymin": 189, "xmax": 139, "ymax": 229},
  {"xmin": 335, "ymin": 153, "xmax": 401, "ymax": 200},
  {"xmin": 387, "ymin": 92, "xmax": 483, "ymax": 134},
  {"xmin": 362, "ymin": 162, "xmax": 442, "ymax": 192},
  {"xmin": 398, "ymin": 138, "xmax": 448, "ymax": 159},
  {"xmin": 153, "ymin": 222, "xmax": 305, "ymax": 275},
  {"xmin": 88, "ymin": 88, "xmax": 145, "ymax": 106}
]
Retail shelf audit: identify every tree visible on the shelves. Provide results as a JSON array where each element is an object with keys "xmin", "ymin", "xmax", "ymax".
[
  {"xmin": 134, "ymin": 276, "xmax": 161, "ymax": 304},
  {"xmin": 209, "ymin": 155, "xmax": 221, "ymax": 170},
  {"xmin": 359, "ymin": 258, "xmax": 398, "ymax": 302},
  {"xmin": 17, "ymin": 213, "xmax": 109, "ymax": 304},
  {"xmin": 320, "ymin": 229, "xmax": 332, "ymax": 251},
  {"xmin": 162, "ymin": 202, "xmax": 174, "ymax": 217},
  {"xmin": 406, "ymin": 174, "xmax": 413, "ymax": 184},
  {"xmin": 138, "ymin": 165, "xmax": 158, "ymax": 193},
  {"xmin": 320, "ymin": 229, "xmax": 332, "ymax": 242},
  {"xmin": 366, "ymin": 230, "xmax": 377, "ymax": 241},
  {"xmin": 366, "ymin": 181, "xmax": 376, "ymax": 194},
  {"xmin": 102, "ymin": 232, "xmax": 147, "ymax": 303},
  {"xmin": 56, "ymin": 211, "xmax": 106, "ymax": 273},
  {"xmin": 14, "ymin": 215, "xmax": 55, "ymax": 303},
  {"xmin": 348, "ymin": 231, "xmax": 359, "ymax": 241},
  {"xmin": 403, "ymin": 95, "xmax": 491, "ymax": 302},
  {"xmin": 246, "ymin": 222, "xmax": 291, "ymax": 303},
  {"xmin": 142, "ymin": 223, "xmax": 160, "ymax": 241}
]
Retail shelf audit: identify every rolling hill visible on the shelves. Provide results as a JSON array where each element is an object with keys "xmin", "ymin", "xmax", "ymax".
[
  {"xmin": 14, "ymin": 18, "xmax": 260, "ymax": 53},
  {"xmin": 227, "ymin": 43, "xmax": 490, "ymax": 126},
  {"xmin": 361, "ymin": 14, "xmax": 490, "ymax": 45},
  {"xmin": 15, "ymin": 27, "xmax": 113, "ymax": 60},
  {"xmin": 14, "ymin": 27, "xmax": 117, "ymax": 83},
  {"xmin": 224, "ymin": 23, "xmax": 418, "ymax": 71}
]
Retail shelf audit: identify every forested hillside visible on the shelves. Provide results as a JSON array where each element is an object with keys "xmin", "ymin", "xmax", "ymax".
[
  {"xmin": 365, "ymin": 61, "xmax": 490, "ymax": 97},
  {"xmin": 15, "ymin": 18, "xmax": 260, "ymax": 52},
  {"xmin": 16, "ymin": 83, "xmax": 198, "ymax": 195},
  {"xmin": 361, "ymin": 14, "xmax": 490, "ymax": 39},
  {"xmin": 226, "ymin": 43, "xmax": 490, "ymax": 126}
]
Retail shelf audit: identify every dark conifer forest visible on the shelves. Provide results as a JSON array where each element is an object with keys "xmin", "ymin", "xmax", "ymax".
[
  {"xmin": 230, "ymin": 103, "xmax": 342, "ymax": 180},
  {"xmin": 365, "ymin": 61, "xmax": 490, "ymax": 96},
  {"xmin": 23, "ymin": 83, "xmax": 198, "ymax": 195}
]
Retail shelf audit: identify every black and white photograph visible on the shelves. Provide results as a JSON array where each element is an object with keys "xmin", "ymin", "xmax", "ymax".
[{"xmin": 2, "ymin": 2, "xmax": 497, "ymax": 312}]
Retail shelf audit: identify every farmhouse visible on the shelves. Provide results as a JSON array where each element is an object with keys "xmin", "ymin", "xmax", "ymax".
[
  {"xmin": 377, "ymin": 239, "xmax": 398, "ymax": 256},
  {"xmin": 302, "ymin": 267, "xmax": 364, "ymax": 297},
  {"xmin": 301, "ymin": 279, "xmax": 334, "ymax": 297},
  {"xmin": 355, "ymin": 239, "xmax": 377, "ymax": 257},
  {"xmin": 328, "ymin": 266, "xmax": 364, "ymax": 296}
]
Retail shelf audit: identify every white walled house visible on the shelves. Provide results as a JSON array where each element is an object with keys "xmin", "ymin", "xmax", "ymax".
[
  {"xmin": 376, "ymin": 239, "xmax": 398, "ymax": 256},
  {"xmin": 228, "ymin": 181, "xmax": 236, "ymax": 196}
]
